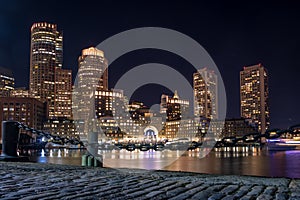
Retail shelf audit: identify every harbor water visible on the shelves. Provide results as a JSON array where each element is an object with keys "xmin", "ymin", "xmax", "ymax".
[{"xmin": 27, "ymin": 147, "xmax": 300, "ymax": 178}]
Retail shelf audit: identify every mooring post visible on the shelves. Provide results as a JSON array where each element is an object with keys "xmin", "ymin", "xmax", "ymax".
[
  {"xmin": 1, "ymin": 121, "xmax": 20, "ymax": 157},
  {"xmin": 0, "ymin": 121, "xmax": 29, "ymax": 161},
  {"xmin": 81, "ymin": 154, "xmax": 88, "ymax": 166},
  {"xmin": 94, "ymin": 155, "xmax": 103, "ymax": 167}
]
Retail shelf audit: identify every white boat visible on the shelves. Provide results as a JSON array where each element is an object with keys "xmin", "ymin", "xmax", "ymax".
[{"xmin": 266, "ymin": 138, "xmax": 300, "ymax": 151}]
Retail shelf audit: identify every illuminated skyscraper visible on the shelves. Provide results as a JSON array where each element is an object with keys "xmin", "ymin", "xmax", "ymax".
[
  {"xmin": 95, "ymin": 89, "xmax": 124, "ymax": 118},
  {"xmin": 240, "ymin": 64, "xmax": 270, "ymax": 133},
  {"xmin": 29, "ymin": 22, "xmax": 63, "ymax": 117},
  {"xmin": 74, "ymin": 47, "xmax": 108, "ymax": 121},
  {"xmin": 55, "ymin": 32, "xmax": 63, "ymax": 69},
  {"xmin": 193, "ymin": 68, "xmax": 218, "ymax": 120},
  {"xmin": 54, "ymin": 69, "xmax": 72, "ymax": 118},
  {"xmin": 160, "ymin": 91, "xmax": 189, "ymax": 121},
  {"xmin": 0, "ymin": 67, "xmax": 14, "ymax": 97},
  {"xmin": 77, "ymin": 47, "xmax": 108, "ymax": 91},
  {"xmin": 94, "ymin": 89, "xmax": 138, "ymax": 138},
  {"xmin": 161, "ymin": 91, "xmax": 190, "ymax": 139},
  {"xmin": 128, "ymin": 102, "xmax": 153, "ymax": 126}
]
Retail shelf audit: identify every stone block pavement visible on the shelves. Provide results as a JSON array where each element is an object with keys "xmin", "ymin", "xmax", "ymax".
[{"xmin": 0, "ymin": 162, "xmax": 299, "ymax": 200}]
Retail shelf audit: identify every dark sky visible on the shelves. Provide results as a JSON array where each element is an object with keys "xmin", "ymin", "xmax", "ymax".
[{"xmin": 0, "ymin": 0, "xmax": 300, "ymax": 129}]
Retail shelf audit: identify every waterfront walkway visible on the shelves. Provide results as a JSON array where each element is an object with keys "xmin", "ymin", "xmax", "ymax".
[{"xmin": 0, "ymin": 162, "xmax": 299, "ymax": 200}]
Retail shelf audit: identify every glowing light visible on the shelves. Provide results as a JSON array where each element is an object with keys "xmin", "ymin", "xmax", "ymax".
[{"xmin": 82, "ymin": 47, "xmax": 104, "ymax": 57}]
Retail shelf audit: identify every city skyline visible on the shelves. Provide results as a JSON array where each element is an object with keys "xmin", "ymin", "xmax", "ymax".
[
  {"xmin": 1, "ymin": 1, "xmax": 300, "ymax": 128},
  {"xmin": 0, "ymin": 21, "xmax": 278, "ymax": 133},
  {"xmin": 0, "ymin": 22, "xmax": 285, "ymax": 130}
]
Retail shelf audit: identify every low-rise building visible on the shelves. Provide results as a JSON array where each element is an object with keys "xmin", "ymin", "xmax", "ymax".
[
  {"xmin": 43, "ymin": 118, "xmax": 77, "ymax": 138},
  {"xmin": 0, "ymin": 97, "xmax": 46, "ymax": 141},
  {"xmin": 222, "ymin": 118, "xmax": 258, "ymax": 138}
]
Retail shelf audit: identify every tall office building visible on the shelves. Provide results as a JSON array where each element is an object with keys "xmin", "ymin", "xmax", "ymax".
[
  {"xmin": 54, "ymin": 69, "xmax": 72, "ymax": 118},
  {"xmin": 29, "ymin": 22, "xmax": 63, "ymax": 118},
  {"xmin": 193, "ymin": 68, "xmax": 218, "ymax": 120},
  {"xmin": 160, "ymin": 91, "xmax": 189, "ymax": 121},
  {"xmin": 95, "ymin": 89, "xmax": 124, "ymax": 118},
  {"xmin": 161, "ymin": 91, "xmax": 190, "ymax": 139},
  {"xmin": 0, "ymin": 67, "xmax": 14, "ymax": 97},
  {"xmin": 77, "ymin": 47, "xmax": 108, "ymax": 91},
  {"xmin": 94, "ymin": 89, "xmax": 139, "ymax": 138},
  {"xmin": 55, "ymin": 32, "xmax": 63, "ymax": 68},
  {"xmin": 128, "ymin": 102, "xmax": 153, "ymax": 126},
  {"xmin": 73, "ymin": 47, "xmax": 108, "ymax": 135},
  {"xmin": 240, "ymin": 64, "xmax": 270, "ymax": 133}
]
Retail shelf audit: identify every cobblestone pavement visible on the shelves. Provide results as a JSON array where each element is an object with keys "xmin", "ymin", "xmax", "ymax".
[{"xmin": 0, "ymin": 162, "xmax": 299, "ymax": 200}]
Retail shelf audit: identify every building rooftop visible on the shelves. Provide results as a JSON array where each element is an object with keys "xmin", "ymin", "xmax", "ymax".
[{"xmin": 0, "ymin": 67, "xmax": 13, "ymax": 77}]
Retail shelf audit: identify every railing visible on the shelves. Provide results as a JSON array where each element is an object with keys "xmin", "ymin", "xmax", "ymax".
[
  {"xmin": 1, "ymin": 120, "xmax": 300, "ymax": 163},
  {"xmin": 215, "ymin": 124, "xmax": 300, "ymax": 147},
  {"xmin": 0, "ymin": 121, "xmax": 87, "ymax": 162}
]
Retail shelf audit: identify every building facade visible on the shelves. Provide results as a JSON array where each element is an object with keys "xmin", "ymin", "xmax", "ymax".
[
  {"xmin": 54, "ymin": 69, "xmax": 72, "ymax": 118},
  {"xmin": 98, "ymin": 116, "xmax": 123, "ymax": 140},
  {"xmin": 0, "ymin": 97, "xmax": 46, "ymax": 141},
  {"xmin": 30, "ymin": 22, "xmax": 63, "ymax": 118},
  {"xmin": 161, "ymin": 91, "xmax": 191, "ymax": 139},
  {"xmin": 94, "ymin": 90, "xmax": 146, "ymax": 140},
  {"xmin": 127, "ymin": 101, "xmax": 152, "ymax": 139},
  {"xmin": 193, "ymin": 68, "xmax": 218, "ymax": 120},
  {"xmin": 29, "ymin": 22, "xmax": 71, "ymax": 120},
  {"xmin": 77, "ymin": 47, "xmax": 108, "ymax": 91},
  {"xmin": 0, "ymin": 67, "xmax": 14, "ymax": 97},
  {"xmin": 240, "ymin": 64, "xmax": 270, "ymax": 133},
  {"xmin": 73, "ymin": 47, "xmax": 108, "ymax": 123},
  {"xmin": 10, "ymin": 87, "xmax": 32, "ymax": 98},
  {"xmin": 160, "ymin": 91, "xmax": 189, "ymax": 121},
  {"xmin": 43, "ymin": 118, "xmax": 77, "ymax": 138},
  {"xmin": 95, "ymin": 89, "xmax": 124, "ymax": 118},
  {"xmin": 222, "ymin": 118, "xmax": 258, "ymax": 138}
]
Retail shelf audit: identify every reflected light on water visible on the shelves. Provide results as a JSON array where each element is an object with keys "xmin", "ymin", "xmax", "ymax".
[
  {"xmin": 64, "ymin": 149, "xmax": 68, "ymax": 157},
  {"xmin": 57, "ymin": 149, "xmax": 61, "ymax": 158},
  {"xmin": 41, "ymin": 149, "xmax": 45, "ymax": 157},
  {"xmin": 24, "ymin": 147, "xmax": 300, "ymax": 178}
]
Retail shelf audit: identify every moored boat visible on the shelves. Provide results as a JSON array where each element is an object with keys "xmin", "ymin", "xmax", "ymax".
[{"xmin": 266, "ymin": 138, "xmax": 300, "ymax": 151}]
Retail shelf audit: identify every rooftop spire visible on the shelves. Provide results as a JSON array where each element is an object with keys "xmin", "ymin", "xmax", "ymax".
[{"xmin": 173, "ymin": 90, "xmax": 179, "ymax": 99}]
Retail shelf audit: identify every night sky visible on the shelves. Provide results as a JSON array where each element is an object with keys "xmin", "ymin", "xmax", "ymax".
[{"xmin": 0, "ymin": 0, "xmax": 300, "ymax": 129}]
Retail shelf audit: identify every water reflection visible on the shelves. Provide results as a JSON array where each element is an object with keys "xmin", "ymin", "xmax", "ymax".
[
  {"xmin": 28, "ymin": 149, "xmax": 85, "ymax": 166},
  {"xmin": 25, "ymin": 148, "xmax": 300, "ymax": 178}
]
